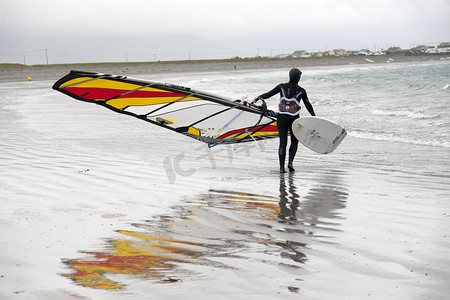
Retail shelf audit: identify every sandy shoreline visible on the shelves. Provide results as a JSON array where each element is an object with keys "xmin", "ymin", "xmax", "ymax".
[{"xmin": 1, "ymin": 53, "xmax": 448, "ymax": 82}]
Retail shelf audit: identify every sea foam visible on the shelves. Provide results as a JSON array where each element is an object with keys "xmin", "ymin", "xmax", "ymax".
[
  {"xmin": 372, "ymin": 109, "xmax": 439, "ymax": 120},
  {"xmin": 348, "ymin": 129, "xmax": 450, "ymax": 148}
]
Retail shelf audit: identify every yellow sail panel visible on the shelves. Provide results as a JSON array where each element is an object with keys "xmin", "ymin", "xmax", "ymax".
[
  {"xmin": 60, "ymin": 77, "xmax": 95, "ymax": 87},
  {"xmin": 187, "ymin": 126, "xmax": 201, "ymax": 136},
  {"xmin": 252, "ymin": 130, "xmax": 279, "ymax": 137},
  {"xmin": 62, "ymin": 78, "xmax": 146, "ymax": 91},
  {"xmin": 106, "ymin": 96, "xmax": 201, "ymax": 109}
]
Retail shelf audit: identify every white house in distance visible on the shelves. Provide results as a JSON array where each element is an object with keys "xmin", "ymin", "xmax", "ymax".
[
  {"xmin": 426, "ymin": 42, "xmax": 450, "ymax": 54},
  {"xmin": 427, "ymin": 47, "xmax": 450, "ymax": 54}
]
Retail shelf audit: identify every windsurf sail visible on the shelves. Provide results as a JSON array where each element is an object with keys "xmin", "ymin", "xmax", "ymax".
[{"xmin": 52, "ymin": 70, "xmax": 278, "ymax": 147}]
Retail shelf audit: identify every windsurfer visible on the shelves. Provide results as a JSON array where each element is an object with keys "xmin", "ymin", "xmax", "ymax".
[{"xmin": 253, "ymin": 68, "xmax": 316, "ymax": 173}]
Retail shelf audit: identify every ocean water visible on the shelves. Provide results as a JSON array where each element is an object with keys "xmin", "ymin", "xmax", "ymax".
[
  {"xmin": 1, "ymin": 60, "xmax": 450, "ymax": 299},
  {"xmin": 306, "ymin": 61, "xmax": 450, "ymax": 178}
]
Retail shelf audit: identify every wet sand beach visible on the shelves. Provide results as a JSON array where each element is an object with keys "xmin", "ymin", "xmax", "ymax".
[{"xmin": 0, "ymin": 56, "xmax": 449, "ymax": 299}]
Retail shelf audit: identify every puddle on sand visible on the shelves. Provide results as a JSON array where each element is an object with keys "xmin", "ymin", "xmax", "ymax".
[{"xmin": 62, "ymin": 173, "xmax": 348, "ymax": 290}]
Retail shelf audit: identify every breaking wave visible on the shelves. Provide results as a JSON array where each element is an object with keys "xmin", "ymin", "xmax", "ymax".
[
  {"xmin": 348, "ymin": 130, "xmax": 450, "ymax": 148},
  {"xmin": 372, "ymin": 109, "xmax": 440, "ymax": 120}
]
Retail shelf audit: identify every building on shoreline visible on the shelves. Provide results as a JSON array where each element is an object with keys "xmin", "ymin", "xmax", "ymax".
[
  {"xmin": 273, "ymin": 42, "xmax": 450, "ymax": 59},
  {"xmin": 426, "ymin": 42, "xmax": 450, "ymax": 54}
]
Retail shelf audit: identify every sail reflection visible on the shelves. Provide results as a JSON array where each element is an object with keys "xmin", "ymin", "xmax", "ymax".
[
  {"xmin": 63, "ymin": 230, "xmax": 204, "ymax": 289},
  {"xmin": 62, "ymin": 173, "xmax": 348, "ymax": 290}
]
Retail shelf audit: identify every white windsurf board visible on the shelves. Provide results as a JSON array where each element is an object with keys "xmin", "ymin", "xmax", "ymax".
[{"xmin": 292, "ymin": 117, "xmax": 347, "ymax": 154}]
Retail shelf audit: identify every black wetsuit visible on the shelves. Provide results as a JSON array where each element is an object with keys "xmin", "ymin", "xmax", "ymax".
[{"xmin": 257, "ymin": 82, "xmax": 315, "ymax": 171}]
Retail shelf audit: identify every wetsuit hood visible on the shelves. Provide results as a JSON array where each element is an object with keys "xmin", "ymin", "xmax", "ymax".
[{"xmin": 289, "ymin": 68, "xmax": 302, "ymax": 83}]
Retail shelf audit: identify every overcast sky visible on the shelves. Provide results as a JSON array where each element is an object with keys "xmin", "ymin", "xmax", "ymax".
[{"xmin": 1, "ymin": 0, "xmax": 449, "ymax": 64}]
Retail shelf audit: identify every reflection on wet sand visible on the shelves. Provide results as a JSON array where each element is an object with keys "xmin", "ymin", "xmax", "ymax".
[
  {"xmin": 63, "ymin": 171, "xmax": 348, "ymax": 290},
  {"xmin": 278, "ymin": 173, "xmax": 300, "ymax": 222},
  {"xmin": 62, "ymin": 232, "xmax": 205, "ymax": 289},
  {"xmin": 298, "ymin": 170, "xmax": 349, "ymax": 228}
]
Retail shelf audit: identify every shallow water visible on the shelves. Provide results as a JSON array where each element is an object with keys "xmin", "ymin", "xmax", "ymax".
[{"xmin": 1, "ymin": 60, "xmax": 449, "ymax": 299}]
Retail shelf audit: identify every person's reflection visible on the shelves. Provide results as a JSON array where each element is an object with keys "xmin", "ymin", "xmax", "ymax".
[{"xmin": 278, "ymin": 173, "xmax": 300, "ymax": 222}]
